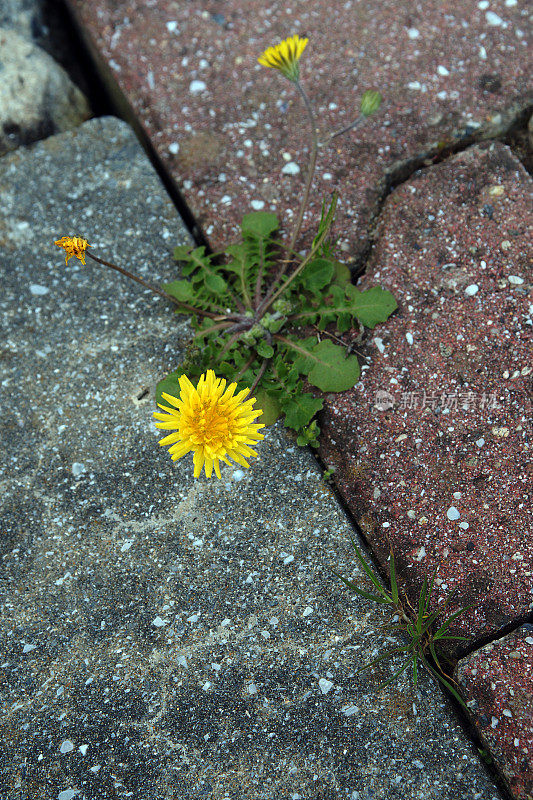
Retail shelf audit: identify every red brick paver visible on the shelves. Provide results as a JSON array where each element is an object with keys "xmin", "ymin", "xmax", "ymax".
[
  {"xmin": 457, "ymin": 627, "xmax": 533, "ymax": 800},
  {"xmin": 67, "ymin": 0, "xmax": 531, "ymax": 258},
  {"xmin": 319, "ymin": 142, "xmax": 532, "ymax": 646}
]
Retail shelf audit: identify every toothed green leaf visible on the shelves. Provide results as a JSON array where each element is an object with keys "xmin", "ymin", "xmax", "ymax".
[
  {"xmin": 346, "ymin": 285, "xmax": 398, "ymax": 329},
  {"xmin": 285, "ymin": 337, "xmax": 360, "ymax": 392},
  {"xmin": 282, "ymin": 393, "xmax": 323, "ymax": 430}
]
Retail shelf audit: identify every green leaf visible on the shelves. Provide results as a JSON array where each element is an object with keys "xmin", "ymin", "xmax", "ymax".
[
  {"xmin": 242, "ymin": 211, "xmax": 279, "ymax": 238},
  {"xmin": 298, "ymin": 257, "xmax": 335, "ymax": 295},
  {"xmin": 287, "ymin": 337, "xmax": 360, "ymax": 392},
  {"xmin": 282, "ymin": 392, "xmax": 323, "ymax": 429},
  {"xmin": 348, "ymin": 537, "xmax": 392, "ymax": 601},
  {"xmin": 312, "ymin": 194, "xmax": 338, "ymax": 252},
  {"xmin": 296, "ymin": 420, "xmax": 321, "ymax": 448},
  {"xmin": 336, "ymin": 578, "xmax": 392, "ymax": 605},
  {"xmin": 163, "ymin": 279, "xmax": 196, "ymax": 303},
  {"xmin": 417, "ymin": 576, "xmax": 429, "ymax": 633},
  {"xmin": 173, "ymin": 244, "xmax": 193, "ymax": 261},
  {"xmin": 256, "ymin": 340, "xmax": 275, "ymax": 359},
  {"xmin": 433, "ymin": 604, "xmax": 476, "ymax": 640},
  {"xmin": 360, "ymin": 89, "xmax": 382, "ymax": 117},
  {"xmin": 290, "ymin": 283, "xmax": 396, "ymax": 334},
  {"xmin": 423, "ymin": 661, "xmax": 467, "ymax": 708},
  {"xmin": 155, "ymin": 369, "xmax": 182, "ymax": 407},
  {"xmin": 356, "ymin": 647, "xmax": 409, "ymax": 672},
  {"xmin": 225, "ymin": 242, "xmax": 254, "ymax": 308},
  {"xmin": 376, "ymin": 655, "xmax": 415, "ymax": 690},
  {"xmin": 429, "ymin": 640, "xmax": 444, "ymax": 676},
  {"xmin": 333, "ymin": 260, "xmax": 351, "ymax": 286},
  {"xmin": 204, "ymin": 271, "xmax": 228, "ymax": 294},
  {"xmin": 347, "ymin": 285, "xmax": 398, "ymax": 329},
  {"xmin": 253, "ymin": 389, "xmax": 282, "ymax": 426}
]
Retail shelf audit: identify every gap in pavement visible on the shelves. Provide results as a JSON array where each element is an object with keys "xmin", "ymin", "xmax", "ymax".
[{"xmin": 56, "ymin": 0, "xmax": 210, "ymax": 249}]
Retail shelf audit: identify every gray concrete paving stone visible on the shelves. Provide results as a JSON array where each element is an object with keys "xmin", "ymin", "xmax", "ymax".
[{"xmin": 0, "ymin": 117, "xmax": 502, "ymax": 799}]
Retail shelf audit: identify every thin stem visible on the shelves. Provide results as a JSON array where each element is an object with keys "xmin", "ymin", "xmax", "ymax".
[
  {"xmin": 256, "ymin": 80, "xmax": 319, "ymax": 317},
  {"xmin": 87, "ymin": 251, "xmax": 175, "ymax": 303},
  {"xmin": 234, "ymin": 352, "xmax": 256, "ymax": 382},
  {"xmin": 245, "ymin": 358, "xmax": 269, "ymax": 399},
  {"xmin": 254, "ymin": 241, "xmax": 266, "ymax": 309},
  {"xmin": 257, "ymin": 194, "xmax": 335, "ymax": 316},
  {"xmin": 319, "ymin": 114, "xmax": 364, "ymax": 146},
  {"xmin": 86, "ymin": 251, "xmax": 225, "ymax": 321},
  {"xmin": 289, "ymin": 81, "xmax": 318, "ymax": 254}
]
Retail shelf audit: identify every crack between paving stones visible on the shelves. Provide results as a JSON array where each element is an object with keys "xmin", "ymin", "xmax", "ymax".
[
  {"xmin": 308, "ymin": 453, "xmax": 524, "ymax": 800},
  {"xmin": 349, "ymin": 100, "xmax": 532, "ymax": 280}
]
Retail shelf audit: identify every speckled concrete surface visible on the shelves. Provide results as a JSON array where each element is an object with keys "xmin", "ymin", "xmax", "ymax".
[
  {"xmin": 66, "ymin": 0, "xmax": 531, "ymax": 258},
  {"xmin": 0, "ymin": 118, "xmax": 502, "ymax": 800},
  {"xmin": 457, "ymin": 626, "xmax": 533, "ymax": 800},
  {"xmin": 319, "ymin": 141, "xmax": 532, "ymax": 646}
]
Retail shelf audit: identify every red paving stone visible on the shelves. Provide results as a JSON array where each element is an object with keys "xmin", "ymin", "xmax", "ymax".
[
  {"xmin": 456, "ymin": 626, "xmax": 533, "ymax": 800},
  {"xmin": 67, "ymin": 0, "xmax": 531, "ymax": 259},
  {"xmin": 319, "ymin": 141, "xmax": 532, "ymax": 645}
]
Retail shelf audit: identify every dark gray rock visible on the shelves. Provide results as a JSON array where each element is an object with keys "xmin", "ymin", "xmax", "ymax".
[
  {"xmin": 0, "ymin": 27, "xmax": 91, "ymax": 156},
  {"xmin": 0, "ymin": 117, "xmax": 501, "ymax": 800}
]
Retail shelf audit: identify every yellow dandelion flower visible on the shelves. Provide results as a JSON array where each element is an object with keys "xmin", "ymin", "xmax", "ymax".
[
  {"xmin": 258, "ymin": 34, "xmax": 308, "ymax": 82},
  {"xmin": 54, "ymin": 236, "xmax": 90, "ymax": 265},
  {"xmin": 154, "ymin": 370, "xmax": 265, "ymax": 479}
]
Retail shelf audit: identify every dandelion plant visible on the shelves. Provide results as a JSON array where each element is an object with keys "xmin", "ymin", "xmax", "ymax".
[{"xmin": 55, "ymin": 35, "xmax": 397, "ymax": 455}]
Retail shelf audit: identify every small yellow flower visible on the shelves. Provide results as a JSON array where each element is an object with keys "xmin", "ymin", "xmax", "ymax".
[
  {"xmin": 154, "ymin": 370, "xmax": 265, "ymax": 479},
  {"xmin": 54, "ymin": 236, "xmax": 90, "ymax": 265},
  {"xmin": 258, "ymin": 34, "xmax": 308, "ymax": 82}
]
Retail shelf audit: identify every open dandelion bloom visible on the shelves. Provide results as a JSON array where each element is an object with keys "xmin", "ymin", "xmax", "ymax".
[
  {"xmin": 54, "ymin": 236, "xmax": 90, "ymax": 265},
  {"xmin": 154, "ymin": 370, "xmax": 265, "ymax": 479},
  {"xmin": 258, "ymin": 34, "xmax": 308, "ymax": 82}
]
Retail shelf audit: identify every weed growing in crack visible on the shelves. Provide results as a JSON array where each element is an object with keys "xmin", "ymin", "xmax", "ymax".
[
  {"xmin": 55, "ymin": 35, "xmax": 396, "ymax": 454},
  {"xmin": 335, "ymin": 538, "xmax": 475, "ymax": 706}
]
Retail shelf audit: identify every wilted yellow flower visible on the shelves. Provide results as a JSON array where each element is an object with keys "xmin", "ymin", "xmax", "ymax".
[
  {"xmin": 258, "ymin": 34, "xmax": 308, "ymax": 82},
  {"xmin": 54, "ymin": 236, "xmax": 90, "ymax": 265},
  {"xmin": 154, "ymin": 370, "xmax": 264, "ymax": 479}
]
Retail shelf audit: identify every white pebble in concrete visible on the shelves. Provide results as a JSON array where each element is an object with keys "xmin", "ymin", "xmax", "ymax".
[
  {"xmin": 30, "ymin": 284, "xmax": 49, "ymax": 295},
  {"xmin": 282, "ymin": 162, "xmax": 300, "ymax": 176},
  {"xmin": 189, "ymin": 80, "xmax": 207, "ymax": 94}
]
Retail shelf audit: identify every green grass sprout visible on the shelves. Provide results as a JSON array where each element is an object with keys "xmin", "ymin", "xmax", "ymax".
[{"xmin": 335, "ymin": 539, "xmax": 475, "ymax": 707}]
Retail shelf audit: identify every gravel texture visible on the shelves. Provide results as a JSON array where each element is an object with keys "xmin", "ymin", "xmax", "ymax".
[
  {"xmin": 457, "ymin": 626, "xmax": 533, "ymax": 800},
  {"xmin": 320, "ymin": 141, "xmax": 532, "ymax": 647},
  {"xmin": 0, "ymin": 117, "xmax": 501, "ymax": 800}
]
